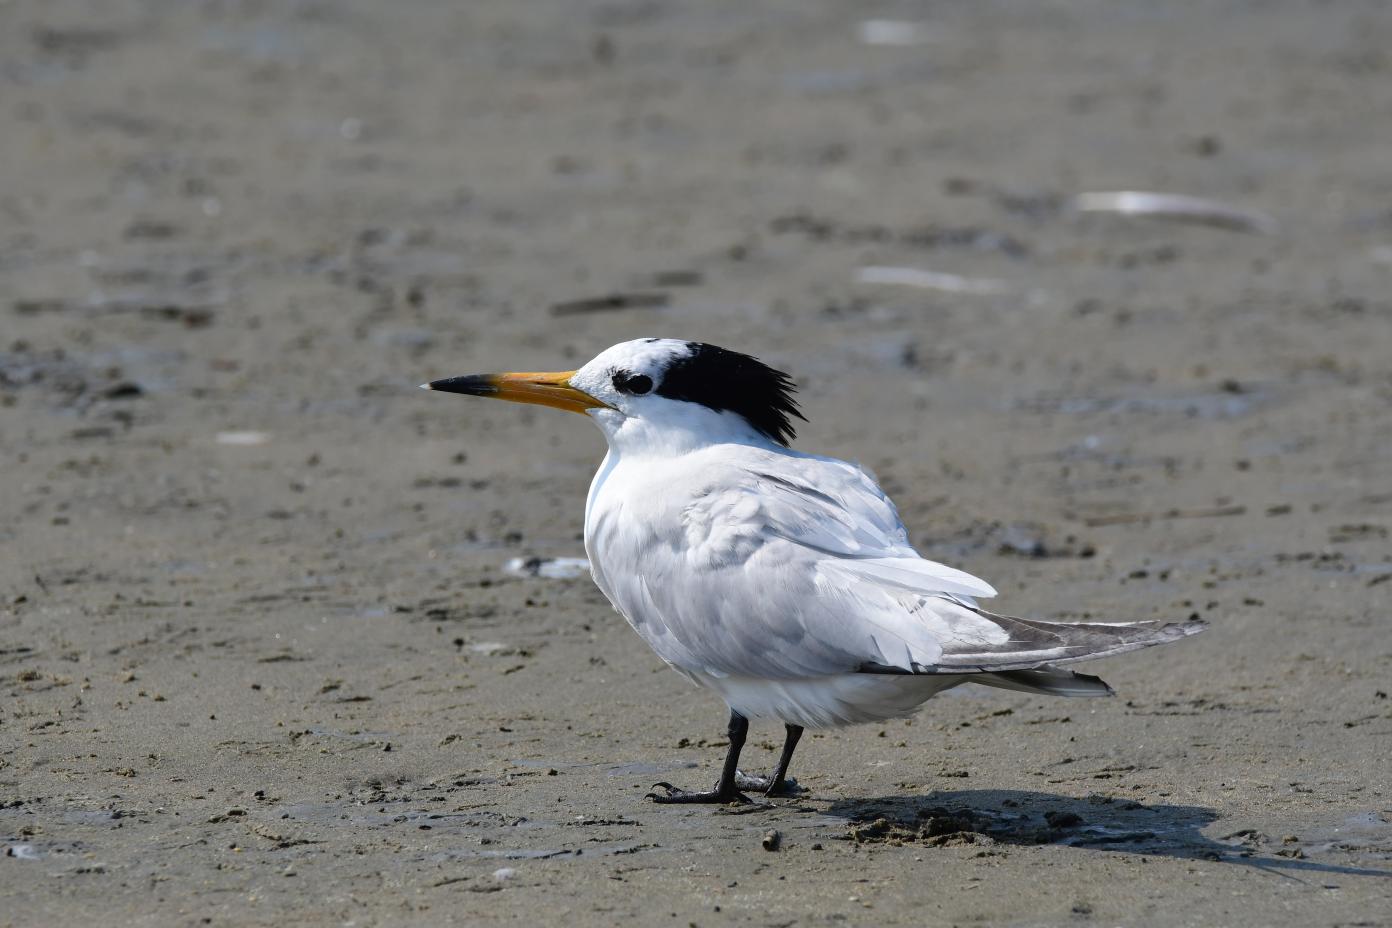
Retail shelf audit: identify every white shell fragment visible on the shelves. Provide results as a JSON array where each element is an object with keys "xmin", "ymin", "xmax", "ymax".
[
  {"xmin": 1071, "ymin": 191, "xmax": 1277, "ymax": 234},
  {"xmin": 857, "ymin": 265, "xmax": 1015, "ymax": 296},
  {"xmin": 858, "ymin": 20, "xmax": 932, "ymax": 46},
  {"xmin": 215, "ymin": 430, "xmax": 272, "ymax": 446},
  {"xmin": 503, "ymin": 556, "xmax": 591, "ymax": 580}
]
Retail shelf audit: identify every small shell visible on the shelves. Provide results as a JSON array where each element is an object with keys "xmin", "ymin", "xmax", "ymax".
[
  {"xmin": 215, "ymin": 430, "xmax": 271, "ymax": 446},
  {"xmin": 857, "ymin": 266, "xmax": 1014, "ymax": 295},
  {"xmin": 858, "ymin": 20, "xmax": 931, "ymax": 46},
  {"xmin": 1072, "ymin": 191, "xmax": 1276, "ymax": 234},
  {"xmin": 503, "ymin": 556, "xmax": 590, "ymax": 580}
]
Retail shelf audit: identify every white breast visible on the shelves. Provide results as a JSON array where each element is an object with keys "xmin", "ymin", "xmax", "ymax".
[{"xmin": 584, "ymin": 449, "xmax": 696, "ymax": 665}]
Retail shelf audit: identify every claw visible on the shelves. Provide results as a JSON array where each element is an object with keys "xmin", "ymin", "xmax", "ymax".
[{"xmin": 644, "ymin": 782, "xmax": 675, "ymax": 801}]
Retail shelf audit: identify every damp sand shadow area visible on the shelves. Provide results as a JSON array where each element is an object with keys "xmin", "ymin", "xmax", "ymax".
[{"xmin": 822, "ymin": 790, "xmax": 1392, "ymax": 881}]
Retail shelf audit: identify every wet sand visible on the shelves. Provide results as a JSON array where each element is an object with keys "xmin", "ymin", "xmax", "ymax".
[{"xmin": 3, "ymin": 1, "xmax": 1391, "ymax": 924}]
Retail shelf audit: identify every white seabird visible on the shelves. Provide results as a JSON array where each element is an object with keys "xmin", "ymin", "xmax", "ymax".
[{"xmin": 424, "ymin": 338, "xmax": 1205, "ymax": 803}]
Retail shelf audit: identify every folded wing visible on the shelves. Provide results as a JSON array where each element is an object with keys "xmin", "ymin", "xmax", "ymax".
[{"xmin": 621, "ymin": 447, "xmax": 1203, "ymax": 680}]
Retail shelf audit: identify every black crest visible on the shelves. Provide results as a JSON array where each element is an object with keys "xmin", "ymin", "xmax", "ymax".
[{"xmin": 654, "ymin": 343, "xmax": 805, "ymax": 445}]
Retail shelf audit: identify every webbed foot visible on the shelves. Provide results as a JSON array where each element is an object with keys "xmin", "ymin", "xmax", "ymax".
[
  {"xmin": 733, "ymin": 769, "xmax": 802, "ymax": 797},
  {"xmin": 645, "ymin": 781, "xmax": 752, "ymax": 804}
]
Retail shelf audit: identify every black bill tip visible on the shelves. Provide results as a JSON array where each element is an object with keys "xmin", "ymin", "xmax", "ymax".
[{"xmin": 422, "ymin": 374, "xmax": 497, "ymax": 397}]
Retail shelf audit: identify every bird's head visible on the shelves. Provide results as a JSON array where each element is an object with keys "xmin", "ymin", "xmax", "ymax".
[{"xmin": 423, "ymin": 338, "xmax": 804, "ymax": 449}]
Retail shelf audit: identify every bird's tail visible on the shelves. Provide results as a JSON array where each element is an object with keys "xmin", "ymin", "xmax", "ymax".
[{"xmin": 973, "ymin": 666, "xmax": 1116, "ymax": 698}]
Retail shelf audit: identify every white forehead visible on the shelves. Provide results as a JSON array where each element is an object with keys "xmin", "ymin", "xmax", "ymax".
[{"xmin": 578, "ymin": 338, "xmax": 693, "ymax": 378}]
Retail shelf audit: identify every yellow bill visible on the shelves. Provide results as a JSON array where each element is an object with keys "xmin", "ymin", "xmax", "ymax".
[{"xmin": 421, "ymin": 370, "xmax": 608, "ymax": 415}]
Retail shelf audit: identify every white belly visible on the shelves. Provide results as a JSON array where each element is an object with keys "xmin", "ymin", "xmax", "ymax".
[{"xmin": 684, "ymin": 670, "xmax": 968, "ymax": 729}]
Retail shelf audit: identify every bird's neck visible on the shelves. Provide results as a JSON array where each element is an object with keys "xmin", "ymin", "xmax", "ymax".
[{"xmin": 588, "ymin": 406, "xmax": 779, "ymax": 458}]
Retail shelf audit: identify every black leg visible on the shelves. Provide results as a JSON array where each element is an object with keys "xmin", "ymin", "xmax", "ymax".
[
  {"xmin": 766, "ymin": 724, "xmax": 804, "ymax": 796},
  {"xmin": 734, "ymin": 723, "xmax": 805, "ymax": 797},
  {"xmin": 647, "ymin": 709, "xmax": 751, "ymax": 804}
]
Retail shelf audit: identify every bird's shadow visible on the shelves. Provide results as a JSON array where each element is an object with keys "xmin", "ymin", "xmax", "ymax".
[{"xmin": 820, "ymin": 790, "xmax": 1391, "ymax": 881}]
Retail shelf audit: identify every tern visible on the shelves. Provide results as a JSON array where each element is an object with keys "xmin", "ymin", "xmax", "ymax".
[{"xmin": 424, "ymin": 339, "xmax": 1205, "ymax": 803}]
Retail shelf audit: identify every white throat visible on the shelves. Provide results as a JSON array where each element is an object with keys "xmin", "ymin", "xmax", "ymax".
[{"xmin": 587, "ymin": 404, "xmax": 780, "ymax": 458}]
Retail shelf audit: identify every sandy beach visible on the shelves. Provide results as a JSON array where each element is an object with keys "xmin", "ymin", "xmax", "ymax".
[{"xmin": 3, "ymin": 1, "xmax": 1391, "ymax": 924}]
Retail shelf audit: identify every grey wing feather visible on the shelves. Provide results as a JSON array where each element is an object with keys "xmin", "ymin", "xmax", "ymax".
[{"xmin": 858, "ymin": 606, "xmax": 1208, "ymax": 675}]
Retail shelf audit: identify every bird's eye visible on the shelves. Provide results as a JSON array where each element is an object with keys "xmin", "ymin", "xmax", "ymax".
[{"xmin": 613, "ymin": 372, "xmax": 653, "ymax": 395}]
